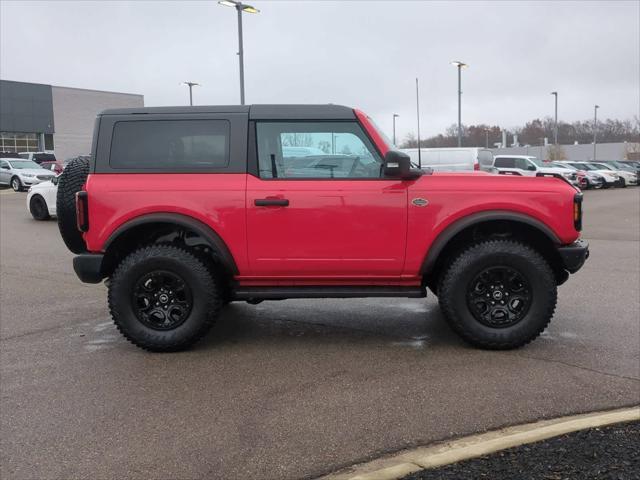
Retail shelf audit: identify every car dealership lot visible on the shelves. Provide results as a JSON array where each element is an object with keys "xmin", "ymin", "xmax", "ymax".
[{"xmin": 1, "ymin": 188, "xmax": 638, "ymax": 479}]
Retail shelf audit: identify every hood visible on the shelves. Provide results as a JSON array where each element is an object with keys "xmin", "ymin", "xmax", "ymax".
[
  {"xmin": 16, "ymin": 168, "xmax": 55, "ymax": 176},
  {"xmin": 538, "ymin": 167, "xmax": 573, "ymax": 175},
  {"xmin": 29, "ymin": 180, "xmax": 56, "ymax": 190}
]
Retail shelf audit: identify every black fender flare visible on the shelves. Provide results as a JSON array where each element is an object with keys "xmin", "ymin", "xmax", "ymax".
[
  {"xmin": 104, "ymin": 212, "xmax": 239, "ymax": 275},
  {"xmin": 420, "ymin": 210, "xmax": 561, "ymax": 275}
]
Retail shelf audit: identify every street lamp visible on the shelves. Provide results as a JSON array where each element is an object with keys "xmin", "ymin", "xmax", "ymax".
[
  {"xmin": 182, "ymin": 81, "xmax": 200, "ymax": 106},
  {"xmin": 392, "ymin": 114, "xmax": 399, "ymax": 146},
  {"xmin": 451, "ymin": 61, "xmax": 468, "ymax": 147},
  {"xmin": 218, "ymin": 0, "xmax": 260, "ymax": 105},
  {"xmin": 484, "ymin": 128, "xmax": 489, "ymax": 149},
  {"xmin": 593, "ymin": 104, "xmax": 600, "ymax": 161},
  {"xmin": 551, "ymin": 91, "xmax": 558, "ymax": 145}
]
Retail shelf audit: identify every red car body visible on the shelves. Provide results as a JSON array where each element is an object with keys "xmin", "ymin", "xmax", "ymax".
[{"xmin": 79, "ymin": 106, "xmax": 582, "ymax": 288}]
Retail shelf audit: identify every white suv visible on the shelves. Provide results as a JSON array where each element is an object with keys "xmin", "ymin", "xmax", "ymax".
[{"xmin": 493, "ymin": 155, "xmax": 577, "ymax": 184}]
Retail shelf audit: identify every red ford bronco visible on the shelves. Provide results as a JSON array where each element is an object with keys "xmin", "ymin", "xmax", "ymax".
[{"xmin": 57, "ymin": 104, "xmax": 588, "ymax": 352}]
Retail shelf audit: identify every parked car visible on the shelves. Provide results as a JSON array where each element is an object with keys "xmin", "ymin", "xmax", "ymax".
[
  {"xmin": 493, "ymin": 155, "xmax": 577, "ymax": 184},
  {"xmin": 597, "ymin": 160, "xmax": 640, "ymax": 176},
  {"xmin": 550, "ymin": 162, "xmax": 604, "ymax": 190},
  {"xmin": 27, "ymin": 177, "xmax": 58, "ymax": 220},
  {"xmin": 566, "ymin": 162, "xmax": 619, "ymax": 188},
  {"xmin": 0, "ymin": 158, "xmax": 56, "ymax": 191},
  {"xmin": 40, "ymin": 161, "xmax": 64, "ymax": 175},
  {"xmin": 589, "ymin": 162, "xmax": 637, "ymax": 187},
  {"xmin": 18, "ymin": 151, "xmax": 57, "ymax": 164},
  {"xmin": 401, "ymin": 147, "xmax": 495, "ymax": 172},
  {"xmin": 56, "ymin": 104, "xmax": 588, "ymax": 353}
]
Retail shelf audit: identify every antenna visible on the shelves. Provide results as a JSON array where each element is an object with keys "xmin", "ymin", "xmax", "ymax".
[{"xmin": 416, "ymin": 78, "xmax": 422, "ymax": 169}]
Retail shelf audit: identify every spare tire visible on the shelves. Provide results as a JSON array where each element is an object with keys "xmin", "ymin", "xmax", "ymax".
[{"xmin": 57, "ymin": 157, "xmax": 90, "ymax": 254}]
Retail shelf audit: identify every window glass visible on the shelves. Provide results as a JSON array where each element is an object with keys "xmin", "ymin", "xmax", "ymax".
[
  {"xmin": 515, "ymin": 158, "xmax": 532, "ymax": 170},
  {"xmin": 494, "ymin": 157, "xmax": 514, "ymax": 168},
  {"xmin": 256, "ymin": 122, "xmax": 382, "ymax": 179},
  {"xmin": 109, "ymin": 120, "xmax": 229, "ymax": 170}
]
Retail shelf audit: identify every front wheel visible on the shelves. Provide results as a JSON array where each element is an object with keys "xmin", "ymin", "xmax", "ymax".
[
  {"xmin": 11, "ymin": 177, "xmax": 22, "ymax": 192},
  {"xmin": 108, "ymin": 244, "xmax": 222, "ymax": 352},
  {"xmin": 438, "ymin": 240, "xmax": 557, "ymax": 350},
  {"xmin": 29, "ymin": 195, "xmax": 50, "ymax": 220}
]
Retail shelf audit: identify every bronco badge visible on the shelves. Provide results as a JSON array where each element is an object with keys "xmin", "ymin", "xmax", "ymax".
[{"xmin": 412, "ymin": 198, "xmax": 429, "ymax": 207}]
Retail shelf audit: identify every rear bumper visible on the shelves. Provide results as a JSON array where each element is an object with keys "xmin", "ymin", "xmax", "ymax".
[
  {"xmin": 73, "ymin": 254, "xmax": 105, "ymax": 283},
  {"xmin": 558, "ymin": 239, "xmax": 589, "ymax": 274}
]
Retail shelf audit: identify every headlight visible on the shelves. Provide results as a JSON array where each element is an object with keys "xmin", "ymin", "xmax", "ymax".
[{"xmin": 22, "ymin": 173, "xmax": 35, "ymax": 178}]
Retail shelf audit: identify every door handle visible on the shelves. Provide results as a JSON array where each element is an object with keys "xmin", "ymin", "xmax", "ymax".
[{"xmin": 254, "ymin": 198, "xmax": 289, "ymax": 207}]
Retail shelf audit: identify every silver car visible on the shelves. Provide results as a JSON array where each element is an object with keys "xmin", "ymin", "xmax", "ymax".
[{"xmin": 0, "ymin": 158, "xmax": 56, "ymax": 192}]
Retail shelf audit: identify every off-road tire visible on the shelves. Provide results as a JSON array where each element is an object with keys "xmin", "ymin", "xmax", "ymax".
[
  {"xmin": 29, "ymin": 195, "xmax": 50, "ymax": 221},
  {"xmin": 108, "ymin": 244, "xmax": 222, "ymax": 352},
  {"xmin": 56, "ymin": 157, "xmax": 90, "ymax": 253},
  {"xmin": 438, "ymin": 240, "xmax": 557, "ymax": 350},
  {"xmin": 11, "ymin": 176, "xmax": 22, "ymax": 192}
]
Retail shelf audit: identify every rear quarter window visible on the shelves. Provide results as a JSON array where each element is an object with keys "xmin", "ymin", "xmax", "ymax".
[
  {"xmin": 494, "ymin": 157, "xmax": 514, "ymax": 168},
  {"xmin": 109, "ymin": 119, "xmax": 230, "ymax": 170}
]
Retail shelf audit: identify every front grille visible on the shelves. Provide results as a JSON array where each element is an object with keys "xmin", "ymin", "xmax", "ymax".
[{"xmin": 37, "ymin": 175, "xmax": 53, "ymax": 181}]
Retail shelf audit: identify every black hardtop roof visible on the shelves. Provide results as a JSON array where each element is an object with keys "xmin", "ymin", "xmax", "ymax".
[{"xmin": 99, "ymin": 104, "xmax": 356, "ymax": 120}]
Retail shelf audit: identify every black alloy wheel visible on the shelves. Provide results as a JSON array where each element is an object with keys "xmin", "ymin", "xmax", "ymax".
[
  {"xmin": 466, "ymin": 266, "xmax": 532, "ymax": 328},
  {"xmin": 29, "ymin": 195, "xmax": 50, "ymax": 220},
  {"xmin": 132, "ymin": 271, "xmax": 193, "ymax": 331}
]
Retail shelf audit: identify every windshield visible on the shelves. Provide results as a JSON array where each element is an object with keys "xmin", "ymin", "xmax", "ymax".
[
  {"xmin": 528, "ymin": 157, "xmax": 545, "ymax": 167},
  {"xmin": 7, "ymin": 160, "xmax": 42, "ymax": 169},
  {"xmin": 572, "ymin": 163, "xmax": 594, "ymax": 171},
  {"xmin": 591, "ymin": 163, "xmax": 613, "ymax": 170},
  {"xmin": 553, "ymin": 163, "xmax": 575, "ymax": 170},
  {"xmin": 366, "ymin": 116, "xmax": 394, "ymax": 148}
]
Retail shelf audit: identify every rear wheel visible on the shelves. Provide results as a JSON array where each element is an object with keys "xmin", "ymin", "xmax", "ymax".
[
  {"xmin": 438, "ymin": 240, "xmax": 557, "ymax": 350},
  {"xmin": 29, "ymin": 195, "xmax": 50, "ymax": 220},
  {"xmin": 108, "ymin": 244, "xmax": 222, "ymax": 352}
]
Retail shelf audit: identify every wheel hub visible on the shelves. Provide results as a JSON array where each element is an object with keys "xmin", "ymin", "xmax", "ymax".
[
  {"xmin": 466, "ymin": 266, "xmax": 532, "ymax": 328},
  {"xmin": 132, "ymin": 271, "xmax": 192, "ymax": 330}
]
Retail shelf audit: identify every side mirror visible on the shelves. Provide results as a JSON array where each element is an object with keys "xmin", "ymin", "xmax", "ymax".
[
  {"xmin": 1, "ymin": 166, "xmax": 9, "ymax": 170},
  {"xmin": 527, "ymin": 164, "xmax": 537, "ymax": 171},
  {"xmin": 51, "ymin": 176, "xmax": 59, "ymax": 185},
  {"xmin": 383, "ymin": 150, "xmax": 422, "ymax": 180}
]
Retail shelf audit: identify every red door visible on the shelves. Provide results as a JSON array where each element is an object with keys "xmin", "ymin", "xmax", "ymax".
[
  {"xmin": 246, "ymin": 175, "xmax": 408, "ymax": 279},
  {"xmin": 244, "ymin": 119, "xmax": 408, "ymax": 281}
]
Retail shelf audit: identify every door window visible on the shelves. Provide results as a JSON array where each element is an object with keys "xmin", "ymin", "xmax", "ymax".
[
  {"xmin": 516, "ymin": 158, "xmax": 532, "ymax": 170},
  {"xmin": 256, "ymin": 122, "xmax": 383, "ymax": 179}
]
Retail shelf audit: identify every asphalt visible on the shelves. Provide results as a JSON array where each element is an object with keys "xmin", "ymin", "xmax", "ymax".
[
  {"xmin": 402, "ymin": 420, "xmax": 640, "ymax": 480},
  {"xmin": 1, "ymin": 186, "xmax": 639, "ymax": 480}
]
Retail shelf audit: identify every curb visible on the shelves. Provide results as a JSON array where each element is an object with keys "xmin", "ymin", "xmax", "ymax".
[{"xmin": 319, "ymin": 406, "xmax": 640, "ymax": 480}]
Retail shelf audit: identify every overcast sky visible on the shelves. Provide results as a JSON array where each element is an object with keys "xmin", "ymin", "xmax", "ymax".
[{"xmin": 1, "ymin": 0, "xmax": 638, "ymax": 141}]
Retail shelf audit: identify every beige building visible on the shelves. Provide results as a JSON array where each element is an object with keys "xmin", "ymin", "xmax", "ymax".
[{"xmin": 0, "ymin": 80, "xmax": 143, "ymax": 160}]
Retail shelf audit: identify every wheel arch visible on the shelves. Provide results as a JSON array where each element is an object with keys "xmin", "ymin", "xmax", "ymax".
[
  {"xmin": 421, "ymin": 211, "xmax": 566, "ymax": 292},
  {"xmin": 102, "ymin": 213, "xmax": 239, "ymax": 279}
]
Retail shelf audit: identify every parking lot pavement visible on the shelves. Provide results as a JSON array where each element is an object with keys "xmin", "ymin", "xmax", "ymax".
[{"xmin": 1, "ymin": 187, "xmax": 639, "ymax": 480}]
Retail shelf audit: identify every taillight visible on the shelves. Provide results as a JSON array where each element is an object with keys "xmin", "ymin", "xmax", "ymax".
[
  {"xmin": 474, "ymin": 162, "xmax": 480, "ymax": 171},
  {"xmin": 573, "ymin": 193, "xmax": 583, "ymax": 231},
  {"xmin": 76, "ymin": 191, "xmax": 89, "ymax": 232}
]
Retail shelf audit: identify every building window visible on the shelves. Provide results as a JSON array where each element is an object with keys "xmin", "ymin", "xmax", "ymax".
[{"xmin": 0, "ymin": 132, "xmax": 40, "ymax": 152}]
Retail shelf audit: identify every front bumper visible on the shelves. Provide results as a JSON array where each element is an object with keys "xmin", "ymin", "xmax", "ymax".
[
  {"xmin": 73, "ymin": 254, "xmax": 105, "ymax": 283},
  {"xmin": 558, "ymin": 239, "xmax": 589, "ymax": 273}
]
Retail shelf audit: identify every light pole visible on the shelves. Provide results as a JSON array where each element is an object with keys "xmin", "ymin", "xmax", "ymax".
[
  {"xmin": 219, "ymin": 0, "xmax": 260, "ymax": 105},
  {"xmin": 551, "ymin": 91, "xmax": 558, "ymax": 145},
  {"xmin": 484, "ymin": 128, "xmax": 489, "ymax": 149},
  {"xmin": 416, "ymin": 78, "xmax": 422, "ymax": 168},
  {"xmin": 593, "ymin": 104, "xmax": 599, "ymax": 161},
  {"xmin": 451, "ymin": 61, "xmax": 467, "ymax": 147},
  {"xmin": 182, "ymin": 81, "xmax": 200, "ymax": 106},
  {"xmin": 392, "ymin": 114, "xmax": 399, "ymax": 146}
]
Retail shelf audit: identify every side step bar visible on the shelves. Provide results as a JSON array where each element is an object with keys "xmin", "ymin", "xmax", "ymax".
[{"xmin": 233, "ymin": 286, "xmax": 426, "ymax": 301}]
